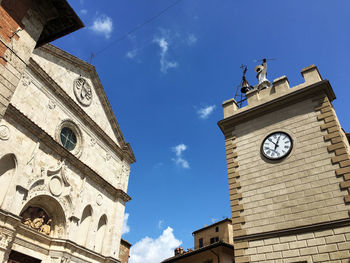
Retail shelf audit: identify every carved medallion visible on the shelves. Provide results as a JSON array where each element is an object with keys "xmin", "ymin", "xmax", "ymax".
[
  {"xmin": 0, "ymin": 125, "xmax": 10, "ymax": 140},
  {"xmin": 21, "ymin": 74, "xmax": 31, "ymax": 86},
  {"xmin": 49, "ymin": 176, "xmax": 63, "ymax": 196},
  {"xmin": 73, "ymin": 77, "xmax": 92, "ymax": 106},
  {"xmin": 48, "ymin": 99, "xmax": 56, "ymax": 109},
  {"xmin": 96, "ymin": 194, "xmax": 103, "ymax": 206}
]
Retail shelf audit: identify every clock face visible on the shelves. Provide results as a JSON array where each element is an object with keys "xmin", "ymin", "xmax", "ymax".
[{"xmin": 261, "ymin": 132, "xmax": 293, "ymax": 160}]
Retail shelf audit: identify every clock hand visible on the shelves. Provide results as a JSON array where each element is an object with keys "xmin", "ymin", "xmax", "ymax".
[
  {"xmin": 268, "ymin": 138, "xmax": 277, "ymax": 145},
  {"xmin": 275, "ymin": 135, "xmax": 281, "ymax": 150}
]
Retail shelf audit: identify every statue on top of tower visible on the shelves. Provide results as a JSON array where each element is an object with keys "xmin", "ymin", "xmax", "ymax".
[{"xmin": 254, "ymin": 58, "xmax": 271, "ymax": 90}]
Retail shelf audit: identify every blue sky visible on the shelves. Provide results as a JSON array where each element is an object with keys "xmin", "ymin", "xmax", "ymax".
[{"xmin": 54, "ymin": 1, "xmax": 350, "ymax": 262}]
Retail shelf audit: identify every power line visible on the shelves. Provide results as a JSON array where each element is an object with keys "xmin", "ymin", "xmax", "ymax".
[{"xmin": 93, "ymin": 0, "xmax": 184, "ymax": 58}]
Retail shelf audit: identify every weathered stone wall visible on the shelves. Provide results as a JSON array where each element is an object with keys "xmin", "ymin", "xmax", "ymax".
[
  {"xmin": 0, "ymin": 115, "xmax": 125, "ymax": 258},
  {"xmin": 32, "ymin": 48, "xmax": 121, "ymax": 147},
  {"xmin": 10, "ymin": 68, "xmax": 130, "ymax": 192},
  {"xmin": 0, "ymin": 0, "xmax": 44, "ymax": 119},
  {"xmin": 246, "ymin": 226, "xmax": 350, "ymax": 262}
]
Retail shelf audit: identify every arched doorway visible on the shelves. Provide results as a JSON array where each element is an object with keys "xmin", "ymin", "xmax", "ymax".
[{"xmin": 20, "ymin": 195, "xmax": 66, "ymax": 238}]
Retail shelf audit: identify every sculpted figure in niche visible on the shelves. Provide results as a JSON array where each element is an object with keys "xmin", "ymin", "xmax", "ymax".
[
  {"xmin": 40, "ymin": 219, "xmax": 52, "ymax": 235},
  {"xmin": 20, "ymin": 207, "xmax": 52, "ymax": 235},
  {"xmin": 31, "ymin": 214, "xmax": 45, "ymax": 229}
]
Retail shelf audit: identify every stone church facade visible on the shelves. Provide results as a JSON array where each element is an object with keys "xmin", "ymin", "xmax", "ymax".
[{"xmin": 0, "ymin": 1, "xmax": 135, "ymax": 263}]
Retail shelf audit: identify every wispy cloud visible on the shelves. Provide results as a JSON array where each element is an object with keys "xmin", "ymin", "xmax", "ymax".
[
  {"xmin": 197, "ymin": 105, "xmax": 216, "ymax": 119},
  {"xmin": 126, "ymin": 49, "xmax": 138, "ymax": 59},
  {"xmin": 129, "ymin": 227, "xmax": 181, "ymax": 263},
  {"xmin": 172, "ymin": 144, "xmax": 190, "ymax": 169},
  {"xmin": 122, "ymin": 213, "xmax": 130, "ymax": 235},
  {"xmin": 90, "ymin": 15, "xmax": 113, "ymax": 39},
  {"xmin": 80, "ymin": 9, "xmax": 87, "ymax": 15},
  {"xmin": 153, "ymin": 36, "xmax": 178, "ymax": 73},
  {"xmin": 187, "ymin": 34, "xmax": 197, "ymax": 45},
  {"xmin": 158, "ymin": 220, "xmax": 164, "ymax": 229}
]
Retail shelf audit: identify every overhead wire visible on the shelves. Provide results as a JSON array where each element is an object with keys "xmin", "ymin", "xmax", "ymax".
[{"xmin": 92, "ymin": 0, "xmax": 184, "ymax": 59}]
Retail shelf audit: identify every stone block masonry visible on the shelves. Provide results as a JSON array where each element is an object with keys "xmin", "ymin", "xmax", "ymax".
[{"xmin": 246, "ymin": 226, "xmax": 350, "ymax": 262}]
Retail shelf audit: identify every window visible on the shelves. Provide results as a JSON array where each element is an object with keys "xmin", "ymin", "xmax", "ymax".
[
  {"xmin": 210, "ymin": 237, "xmax": 219, "ymax": 244},
  {"xmin": 56, "ymin": 119, "xmax": 83, "ymax": 157},
  {"xmin": 60, "ymin": 127, "xmax": 77, "ymax": 151},
  {"xmin": 215, "ymin": 226, "xmax": 219, "ymax": 232},
  {"xmin": 199, "ymin": 238, "xmax": 203, "ymax": 248}
]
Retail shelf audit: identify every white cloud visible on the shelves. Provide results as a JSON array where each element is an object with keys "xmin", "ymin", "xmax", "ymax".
[
  {"xmin": 126, "ymin": 49, "xmax": 138, "ymax": 59},
  {"xmin": 129, "ymin": 227, "xmax": 181, "ymax": 263},
  {"xmin": 158, "ymin": 220, "xmax": 163, "ymax": 229},
  {"xmin": 172, "ymin": 144, "xmax": 190, "ymax": 169},
  {"xmin": 153, "ymin": 37, "xmax": 178, "ymax": 73},
  {"xmin": 80, "ymin": 9, "xmax": 87, "ymax": 15},
  {"xmin": 90, "ymin": 15, "xmax": 113, "ymax": 39},
  {"xmin": 197, "ymin": 105, "xmax": 216, "ymax": 119},
  {"xmin": 122, "ymin": 213, "xmax": 130, "ymax": 235},
  {"xmin": 187, "ymin": 34, "xmax": 197, "ymax": 45}
]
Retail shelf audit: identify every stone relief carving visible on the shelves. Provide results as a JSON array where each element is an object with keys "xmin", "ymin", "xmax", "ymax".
[
  {"xmin": 90, "ymin": 138, "xmax": 96, "ymax": 147},
  {"xmin": 105, "ymin": 152, "xmax": 111, "ymax": 162},
  {"xmin": 21, "ymin": 74, "xmax": 32, "ymax": 86},
  {"xmin": 25, "ymin": 142, "xmax": 39, "ymax": 176},
  {"xmin": 0, "ymin": 231, "xmax": 12, "ymax": 249},
  {"xmin": 0, "ymin": 125, "xmax": 10, "ymax": 140},
  {"xmin": 61, "ymin": 256, "xmax": 70, "ymax": 263},
  {"xmin": 48, "ymin": 99, "xmax": 56, "ymax": 109},
  {"xmin": 21, "ymin": 207, "xmax": 52, "ymax": 235},
  {"xmin": 96, "ymin": 194, "xmax": 103, "ymax": 206},
  {"xmin": 73, "ymin": 77, "xmax": 92, "ymax": 106}
]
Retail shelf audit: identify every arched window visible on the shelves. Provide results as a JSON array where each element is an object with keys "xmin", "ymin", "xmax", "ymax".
[
  {"xmin": 0, "ymin": 154, "xmax": 16, "ymax": 206},
  {"xmin": 95, "ymin": 215, "xmax": 107, "ymax": 254},
  {"xmin": 78, "ymin": 205, "xmax": 93, "ymax": 246}
]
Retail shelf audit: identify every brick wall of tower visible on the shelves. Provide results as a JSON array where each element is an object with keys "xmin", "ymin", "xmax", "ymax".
[
  {"xmin": 232, "ymin": 95, "xmax": 349, "ymax": 235},
  {"xmin": 246, "ymin": 226, "xmax": 350, "ymax": 262}
]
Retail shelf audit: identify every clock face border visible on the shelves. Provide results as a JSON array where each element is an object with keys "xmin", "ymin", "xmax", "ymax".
[{"xmin": 261, "ymin": 131, "xmax": 293, "ymax": 161}]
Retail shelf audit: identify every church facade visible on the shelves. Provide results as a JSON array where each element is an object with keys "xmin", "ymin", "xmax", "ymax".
[
  {"xmin": 0, "ymin": 1, "xmax": 135, "ymax": 263},
  {"xmin": 219, "ymin": 65, "xmax": 350, "ymax": 262}
]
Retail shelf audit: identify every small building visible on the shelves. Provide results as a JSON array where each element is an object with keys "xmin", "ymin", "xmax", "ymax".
[{"xmin": 161, "ymin": 219, "xmax": 235, "ymax": 263}]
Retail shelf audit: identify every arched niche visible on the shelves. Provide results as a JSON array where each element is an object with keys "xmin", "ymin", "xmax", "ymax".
[
  {"xmin": 78, "ymin": 205, "xmax": 93, "ymax": 246},
  {"xmin": 20, "ymin": 195, "xmax": 66, "ymax": 238},
  {"xmin": 95, "ymin": 214, "xmax": 107, "ymax": 254},
  {"xmin": 0, "ymin": 154, "xmax": 17, "ymax": 206}
]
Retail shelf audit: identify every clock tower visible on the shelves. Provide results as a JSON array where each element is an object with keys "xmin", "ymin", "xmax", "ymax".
[{"xmin": 218, "ymin": 65, "xmax": 350, "ymax": 262}]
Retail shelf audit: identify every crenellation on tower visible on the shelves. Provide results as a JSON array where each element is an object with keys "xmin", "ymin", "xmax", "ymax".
[{"xmin": 222, "ymin": 64, "xmax": 326, "ymax": 119}]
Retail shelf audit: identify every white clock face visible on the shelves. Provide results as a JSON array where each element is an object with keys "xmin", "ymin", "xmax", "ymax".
[{"xmin": 261, "ymin": 132, "xmax": 293, "ymax": 160}]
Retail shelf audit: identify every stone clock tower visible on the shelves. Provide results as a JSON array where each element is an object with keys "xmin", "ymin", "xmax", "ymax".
[{"xmin": 218, "ymin": 65, "xmax": 350, "ymax": 262}]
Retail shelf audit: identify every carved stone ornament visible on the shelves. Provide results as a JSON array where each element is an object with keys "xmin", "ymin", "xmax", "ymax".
[
  {"xmin": 73, "ymin": 77, "xmax": 92, "ymax": 106},
  {"xmin": 21, "ymin": 207, "xmax": 52, "ymax": 235},
  {"xmin": 21, "ymin": 74, "xmax": 32, "ymax": 86},
  {"xmin": 0, "ymin": 231, "xmax": 12, "ymax": 249},
  {"xmin": 0, "ymin": 125, "xmax": 10, "ymax": 140},
  {"xmin": 96, "ymin": 194, "xmax": 103, "ymax": 206},
  {"xmin": 48, "ymin": 99, "xmax": 56, "ymax": 109}
]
